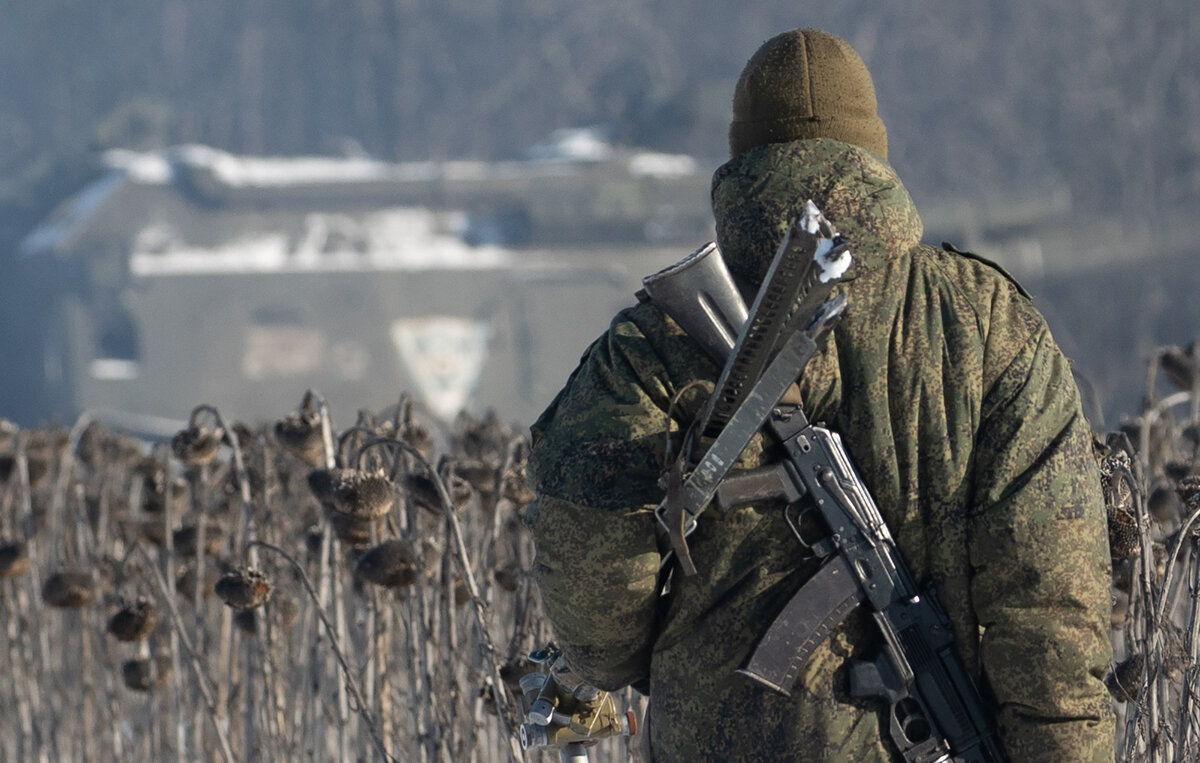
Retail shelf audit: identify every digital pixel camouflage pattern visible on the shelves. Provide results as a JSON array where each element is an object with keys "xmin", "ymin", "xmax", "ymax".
[{"xmin": 524, "ymin": 138, "xmax": 1115, "ymax": 762}]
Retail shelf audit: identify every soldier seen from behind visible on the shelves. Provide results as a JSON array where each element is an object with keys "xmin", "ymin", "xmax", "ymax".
[{"xmin": 522, "ymin": 28, "xmax": 1114, "ymax": 761}]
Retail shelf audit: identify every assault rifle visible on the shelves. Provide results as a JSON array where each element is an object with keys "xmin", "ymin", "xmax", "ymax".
[{"xmin": 641, "ymin": 203, "xmax": 1007, "ymax": 763}]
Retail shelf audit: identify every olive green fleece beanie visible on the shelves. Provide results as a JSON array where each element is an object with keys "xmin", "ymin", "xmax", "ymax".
[{"xmin": 729, "ymin": 28, "xmax": 888, "ymax": 159}]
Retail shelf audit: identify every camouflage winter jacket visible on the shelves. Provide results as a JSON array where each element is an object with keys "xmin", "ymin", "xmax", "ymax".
[{"xmin": 524, "ymin": 139, "xmax": 1114, "ymax": 761}]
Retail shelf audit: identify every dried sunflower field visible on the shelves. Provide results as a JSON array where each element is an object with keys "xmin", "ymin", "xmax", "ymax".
[
  {"xmin": 1107, "ymin": 343, "xmax": 1200, "ymax": 762},
  {"xmin": 0, "ymin": 390, "xmax": 651, "ymax": 763},
  {"xmin": 4, "ymin": 340, "xmax": 1200, "ymax": 762}
]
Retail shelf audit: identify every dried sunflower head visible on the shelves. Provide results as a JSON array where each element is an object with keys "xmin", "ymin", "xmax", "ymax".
[
  {"xmin": 306, "ymin": 468, "xmax": 337, "ymax": 511},
  {"xmin": 1098, "ymin": 449, "xmax": 1134, "ymax": 514},
  {"xmin": 452, "ymin": 574, "xmax": 471, "ymax": 607},
  {"xmin": 274, "ymin": 403, "xmax": 326, "ymax": 467},
  {"xmin": 1160, "ymin": 343, "xmax": 1198, "ymax": 393},
  {"xmin": 326, "ymin": 512, "xmax": 377, "ymax": 547},
  {"xmin": 454, "ymin": 459, "xmax": 498, "ymax": 496},
  {"xmin": 42, "ymin": 569, "xmax": 95, "ymax": 609},
  {"xmin": 401, "ymin": 471, "xmax": 442, "ymax": 514},
  {"xmin": 232, "ymin": 608, "xmax": 256, "ymax": 635},
  {"xmin": 1164, "ymin": 460, "xmax": 1194, "ymax": 483},
  {"xmin": 1110, "ymin": 589, "xmax": 1130, "ymax": 631},
  {"xmin": 1148, "ymin": 480, "xmax": 1183, "ymax": 523},
  {"xmin": 1107, "ymin": 509, "xmax": 1140, "ymax": 561},
  {"xmin": 25, "ymin": 453, "xmax": 51, "ymax": 489},
  {"xmin": 141, "ymin": 475, "xmax": 189, "ymax": 515},
  {"xmin": 402, "ymin": 468, "xmax": 473, "ymax": 515},
  {"xmin": 121, "ymin": 655, "xmax": 172, "ymax": 692},
  {"xmin": 138, "ymin": 519, "xmax": 167, "ymax": 548},
  {"xmin": 493, "ymin": 562, "xmax": 521, "ymax": 593},
  {"xmin": 500, "ymin": 467, "xmax": 535, "ymax": 507},
  {"xmin": 402, "ymin": 423, "xmax": 434, "ymax": 460},
  {"xmin": 1178, "ymin": 475, "xmax": 1200, "ymax": 505},
  {"xmin": 0, "ymin": 540, "xmax": 29, "ymax": 578},
  {"xmin": 171, "ymin": 425, "xmax": 224, "ymax": 466},
  {"xmin": 172, "ymin": 521, "xmax": 227, "ymax": 557},
  {"xmin": 355, "ymin": 540, "xmax": 417, "ymax": 589},
  {"xmin": 453, "ymin": 409, "xmax": 507, "ymax": 462},
  {"xmin": 392, "ymin": 393, "xmax": 434, "ymax": 458},
  {"xmin": 327, "ymin": 468, "xmax": 394, "ymax": 520},
  {"xmin": 230, "ymin": 421, "xmax": 256, "ymax": 449},
  {"xmin": 233, "ymin": 593, "xmax": 300, "ymax": 636},
  {"xmin": 215, "ymin": 567, "xmax": 273, "ymax": 611},
  {"xmin": 107, "ymin": 597, "xmax": 159, "ymax": 642},
  {"xmin": 1105, "ymin": 653, "xmax": 1144, "ymax": 703}
]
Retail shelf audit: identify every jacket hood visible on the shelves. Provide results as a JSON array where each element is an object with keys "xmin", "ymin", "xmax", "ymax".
[{"xmin": 711, "ymin": 138, "xmax": 922, "ymax": 287}]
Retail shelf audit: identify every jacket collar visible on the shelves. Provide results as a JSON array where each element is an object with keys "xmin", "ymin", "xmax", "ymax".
[{"xmin": 711, "ymin": 138, "xmax": 923, "ymax": 287}]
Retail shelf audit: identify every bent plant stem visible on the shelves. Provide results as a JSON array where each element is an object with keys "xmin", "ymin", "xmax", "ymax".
[
  {"xmin": 331, "ymin": 538, "xmax": 351, "ymax": 761},
  {"xmin": 363, "ymin": 436, "xmax": 522, "ymax": 762},
  {"xmin": 18, "ymin": 445, "xmax": 59, "ymax": 763},
  {"xmin": 1154, "ymin": 500, "xmax": 1200, "ymax": 626},
  {"xmin": 134, "ymin": 544, "xmax": 236, "ymax": 763},
  {"xmin": 245, "ymin": 540, "xmax": 392, "ymax": 762},
  {"xmin": 5, "ymin": 578, "xmax": 36, "ymax": 761},
  {"xmin": 189, "ymin": 404, "xmax": 257, "ymax": 564},
  {"xmin": 1181, "ymin": 540, "xmax": 1200, "ymax": 755},
  {"xmin": 1124, "ymin": 446, "xmax": 1156, "ymax": 762},
  {"xmin": 157, "ymin": 444, "xmax": 189, "ymax": 763},
  {"xmin": 191, "ymin": 403, "xmax": 265, "ymax": 757}
]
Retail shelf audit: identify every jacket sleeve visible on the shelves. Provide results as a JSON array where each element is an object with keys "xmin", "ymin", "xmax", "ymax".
[
  {"xmin": 969, "ymin": 324, "xmax": 1115, "ymax": 762},
  {"xmin": 523, "ymin": 315, "xmax": 674, "ymax": 691}
]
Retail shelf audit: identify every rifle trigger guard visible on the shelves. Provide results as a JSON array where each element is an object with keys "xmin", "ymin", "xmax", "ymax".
[{"xmin": 786, "ymin": 504, "xmax": 836, "ymax": 558}]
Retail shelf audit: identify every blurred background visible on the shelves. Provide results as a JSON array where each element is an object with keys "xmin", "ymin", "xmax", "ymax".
[{"xmin": 1, "ymin": 1, "xmax": 1197, "ymax": 433}]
